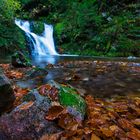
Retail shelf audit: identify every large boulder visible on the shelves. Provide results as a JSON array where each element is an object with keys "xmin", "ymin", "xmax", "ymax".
[
  {"xmin": 0, "ymin": 80, "xmax": 86, "ymax": 139},
  {"xmin": 0, "ymin": 71, "xmax": 15, "ymax": 114},
  {"xmin": 11, "ymin": 51, "xmax": 31, "ymax": 68},
  {"xmin": 0, "ymin": 89, "xmax": 61, "ymax": 140}
]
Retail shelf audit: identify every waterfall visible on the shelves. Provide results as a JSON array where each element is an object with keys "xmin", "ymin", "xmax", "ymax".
[{"xmin": 15, "ymin": 19, "xmax": 58, "ymax": 56}]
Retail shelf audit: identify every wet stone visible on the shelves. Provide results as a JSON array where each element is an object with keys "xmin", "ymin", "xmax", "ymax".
[
  {"xmin": 0, "ymin": 90, "xmax": 61, "ymax": 140},
  {"xmin": 0, "ymin": 71, "xmax": 15, "ymax": 114},
  {"xmin": 11, "ymin": 51, "xmax": 31, "ymax": 68},
  {"xmin": 28, "ymin": 68, "xmax": 48, "ymax": 79}
]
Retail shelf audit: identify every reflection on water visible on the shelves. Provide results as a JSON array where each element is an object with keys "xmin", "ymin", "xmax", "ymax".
[
  {"xmin": 31, "ymin": 55, "xmax": 58, "ymax": 67},
  {"xmin": 1, "ymin": 55, "xmax": 140, "ymax": 98},
  {"xmin": 31, "ymin": 55, "xmax": 140, "ymax": 68},
  {"xmin": 17, "ymin": 56, "xmax": 140, "ymax": 98}
]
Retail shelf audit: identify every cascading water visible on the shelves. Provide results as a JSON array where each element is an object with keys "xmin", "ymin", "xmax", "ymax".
[{"xmin": 15, "ymin": 19, "xmax": 58, "ymax": 56}]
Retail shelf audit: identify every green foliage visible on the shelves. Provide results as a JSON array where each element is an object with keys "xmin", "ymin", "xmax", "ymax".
[
  {"xmin": 0, "ymin": 0, "xmax": 20, "ymax": 19},
  {"xmin": 0, "ymin": 0, "xmax": 140, "ymax": 56},
  {"xmin": 0, "ymin": 0, "xmax": 24, "ymax": 54},
  {"xmin": 59, "ymin": 85, "xmax": 86, "ymax": 116},
  {"xmin": 35, "ymin": 0, "xmax": 139, "ymax": 56},
  {"xmin": 31, "ymin": 21, "xmax": 44, "ymax": 35}
]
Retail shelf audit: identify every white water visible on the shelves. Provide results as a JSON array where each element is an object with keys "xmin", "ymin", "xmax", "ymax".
[{"xmin": 15, "ymin": 19, "xmax": 58, "ymax": 56}]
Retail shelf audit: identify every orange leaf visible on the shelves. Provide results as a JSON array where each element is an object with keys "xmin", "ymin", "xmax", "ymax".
[
  {"xmin": 127, "ymin": 132, "xmax": 140, "ymax": 140},
  {"xmin": 40, "ymin": 132, "xmax": 62, "ymax": 140},
  {"xmin": 100, "ymin": 127, "xmax": 113, "ymax": 137},
  {"xmin": 132, "ymin": 119, "xmax": 140, "ymax": 126},
  {"xmin": 19, "ymin": 101, "xmax": 34, "ymax": 110},
  {"xmin": 58, "ymin": 113, "xmax": 78, "ymax": 131},
  {"xmin": 91, "ymin": 133, "xmax": 101, "ymax": 140},
  {"xmin": 118, "ymin": 118, "xmax": 134, "ymax": 130},
  {"xmin": 45, "ymin": 105, "xmax": 66, "ymax": 121}
]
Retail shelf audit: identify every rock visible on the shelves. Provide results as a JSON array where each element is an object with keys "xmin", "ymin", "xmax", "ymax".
[
  {"xmin": 0, "ymin": 90, "xmax": 61, "ymax": 140},
  {"xmin": 41, "ymin": 80, "xmax": 86, "ymax": 120},
  {"xmin": 0, "ymin": 71, "xmax": 15, "ymax": 114},
  {"xmin": 29, "ymin": 68, "xmax": 48, "ymax": 79},
  {"xmin": 11, "ymin": 51, "xmax": 31, "ymax": 68},
  {"xmin": 58, "ymin": 85, "xmax": 86, "ymax": 120}
]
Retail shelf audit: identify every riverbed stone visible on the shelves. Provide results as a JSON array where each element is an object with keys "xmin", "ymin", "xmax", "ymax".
[
  {"xmin": 11, "ymin": 51, "xmax": 31, "ymax": 68},
  {"xmin": 28, "ymin": 68, "xmax": 48, "ymax": 79},
  {"xmin": 0, "ymin": 89, "xmax": 61, "ymax": 140},
  {"xmin": 0, "ymin": 71, "xmax": 15, "ymax": 114}
]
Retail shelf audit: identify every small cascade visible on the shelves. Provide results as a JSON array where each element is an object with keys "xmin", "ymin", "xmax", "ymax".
[{"xmin": 15, "ymin": 19, "xmax": 58, "ymax": 56}]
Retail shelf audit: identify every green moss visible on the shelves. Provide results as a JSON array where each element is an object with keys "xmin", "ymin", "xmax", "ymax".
[
  {"xmin": 0, "ymin": 0, "xmax": 140, "ymax": 57},
  {"xmin": 59, "ymin": 85, "xmax": 86, "ymax": 116}
]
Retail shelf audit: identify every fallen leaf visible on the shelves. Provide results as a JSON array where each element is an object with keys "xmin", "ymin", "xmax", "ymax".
[
  {"xmin": 39, "ymin": 84, "xmax": 58, "ymax": 101},
  {"xmin": 100, "ymin": 127, "xmax": 113, "ymax": 137},
  {"xmin": 58, "ymin": 113, "xmax": 79, "ymax": 131},
  {"xmin": 118, "ymin": 118, "xmax": 134, "ymax": 131},
  {"xmin": 132, "ymin": 119, "xmax": 140, "ymax": 126},
  {"xmin": 84, "ymin": 127, "xmax": 92, "ymax": 135},
  {"xmin": 45, "ymin": 105, "xmax": 66, "ymax": 120},
  {"xmin": 91, "ymin": 133, "xmax": 101, "ymax": 140},
  {"xmin": 131, "ymin": 128, "xmax": 140, "ymax": 138},
  {"xmin": 19, "ymin": 101, "xmax": 34, "ymax": 110},
  {"xmin": 109, "ymin": 125, "xmax": 119, "ymax": 132},
  {"xmin": 127, "ymin": 132, "xmax": 140, "ymax": 140},
  {"xmin": 40, "ymin": 132, "xmax": 62, "ymax": 140}
]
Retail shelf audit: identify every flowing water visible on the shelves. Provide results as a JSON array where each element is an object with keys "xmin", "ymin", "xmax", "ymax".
[
  {"xmin": 15, "ymin": 19, "xmax": 58, "ymax": 56},
  {"xmin": 13, "ymin": 19, "xmax": 140, "ymax": 98}
]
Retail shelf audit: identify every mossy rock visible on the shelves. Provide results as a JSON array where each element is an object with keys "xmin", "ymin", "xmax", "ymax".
[
  {"xmin": 11, "ymin": 51, "xmax": 32, "ymax": 68},
  {"xmin": 58, "ymin": 85, "xmax": 86, "ymax": 118}
]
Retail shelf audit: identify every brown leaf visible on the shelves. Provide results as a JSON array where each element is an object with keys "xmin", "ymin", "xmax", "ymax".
[
  {"xmin": 6, "ymin": 70, "xmax": 23, "ymax": 79},
  {"xmin": 100, "ymin": 127, "xmax": 113, "ymax": 137},
  {"xmin": 58, "ymin": 113, "xmax": 79, "ymax": 131},
  {"xmin": 109, "ymin": 125, "xmax": 119, "ymax": 132},
  {"xmin": 88, "ymin": 118, "xmax": 107, "ymax": 127},
  {"xmin": 40, "ymin": 132, "xmax": 62, "ymax": 140},
  {"xmin": 14, "ymin": 86, "xmax": 30, "ymax": 98},
  {"xmin": 38, "ymin": 84, "xmax": 52, "ymax": 96},
  {"xmin": 71, "ymin": 137, "xmax": 82, "ymax": 140},
  {"xmin": 120, "ymin": 138, "xmax": 132, "ymax": 140},
  {"xmin": 126, "ymin": 132, "xmax": 140, "ymax": 140},
  {"xmin": 91, "ymin": 133, "xmax": 101, "ymax": 140},
  {"xmin": 38, "ymin": 84, "xmax": 58, "ymax": 101},
  {"xmin": 84, "ymin": 127, "xmax": 92, "ymax": 135},
  {"xmin": 118, "ymin": 118, "xmax": 134, "ymax": 131},
  {"xmin": 129, "ymin": 104, "xmax": 140, "ymax": 115},
  {"xmin": 45, "ymin": 105, "xmax": 66, "ymax": 121},
  {"xmin": 107, "ymin": 111, "xmax": 119, "ymax": 120},
  {"xmin": 132, "ymin": 119, "xmax": 140, "ymax": 126},
  {"xmin": 62, "ymin": 130, "xmax": 77, "ymax": 138},
  {"xmin": 135, "ymin": 97, "xmax": 140, "ymax": 106},
  {"xmin": 131, "ymin": 128, "xmax": 140, "ymax": 139},
  {"xmin": 19, "ymin": 101, "xmax": 34, "ymax": 110}
]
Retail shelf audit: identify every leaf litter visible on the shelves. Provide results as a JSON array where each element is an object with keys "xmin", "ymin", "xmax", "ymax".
[{"xmin": 0, "ymin": 60, "xmax": 140, "ymax": 139}]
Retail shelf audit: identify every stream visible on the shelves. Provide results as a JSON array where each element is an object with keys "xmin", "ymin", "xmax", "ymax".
[
  {"xmin": 0, "ymin": 55, "xmax": 140, "ymax": 139},
  {"xmin": 15, "ymin": 55, "xmax": 140, "ymax": 98}
]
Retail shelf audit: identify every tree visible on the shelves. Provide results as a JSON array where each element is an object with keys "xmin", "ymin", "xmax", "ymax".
[{"xmin": 0, "ymin": 0, "xmax": 22, "ymax": 54}]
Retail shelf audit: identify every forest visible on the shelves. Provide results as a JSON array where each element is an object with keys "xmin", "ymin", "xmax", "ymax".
[
  {"xmin": 0, "ymin": 0, "xmax": 140, "ymax": 140},
  {"xmin": 0, "ymin": 0, "xmax": 140, "ymax": 56}
]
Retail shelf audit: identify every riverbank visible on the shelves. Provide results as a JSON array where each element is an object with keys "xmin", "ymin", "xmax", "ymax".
[{"xmin": 0, "ymin": 59, "xmax": 140, "ymax": 139}]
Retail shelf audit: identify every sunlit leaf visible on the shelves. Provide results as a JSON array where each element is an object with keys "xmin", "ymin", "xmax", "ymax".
[
  {"xmin": 19, "ymin": 101, "xmax": 34, "ymax": 110},
  {"xmin": 58, "ymin": 113, "xmax": 79, "ymax": 131},
  {"xmin": 45, "ymin": 105, "xmax": 66, "ymax": 120},
  {"xmin": 91, "ymin": 133, "xmax": 101, "ymax": 140}
]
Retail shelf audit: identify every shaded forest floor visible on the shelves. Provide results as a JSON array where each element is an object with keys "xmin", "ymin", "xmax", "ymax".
[{"xmin": 0, "ymin": 60, "xmax": 140, "ymax": 140}]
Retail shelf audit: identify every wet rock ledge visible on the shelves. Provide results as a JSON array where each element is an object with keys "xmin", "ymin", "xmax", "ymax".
[{"xmin": 0, "ymin": 69, "xmax": 15, "ymax": 114}]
